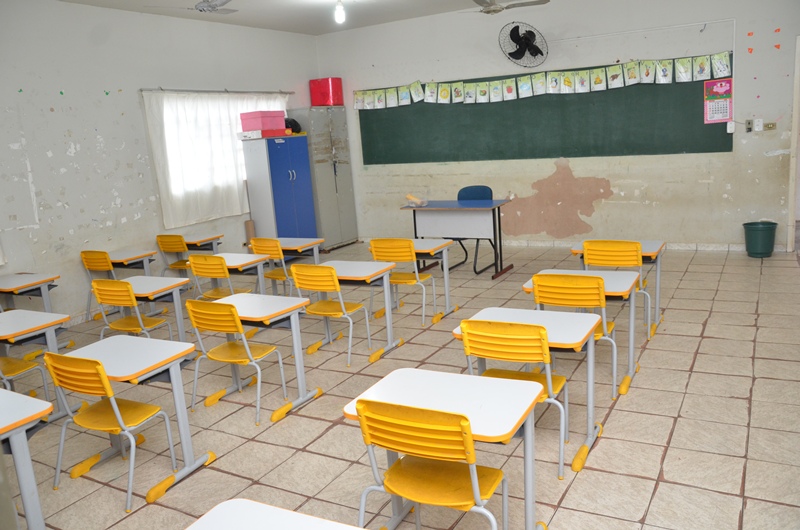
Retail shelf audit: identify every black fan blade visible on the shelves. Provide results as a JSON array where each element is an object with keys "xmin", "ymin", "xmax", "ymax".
[
  {"xmin": 509, "ymin": 25, "xmax": 522, "ymax": 44},
  {"xmin": 508, "ymin": 44, "xmax": 528, "ymax": 60},
  {"xmin": 523, "ymin": 30, "xmax": 537, "ymax": 44},
  {"xmin": 528, "ymin": 43, "xmax": 544, "ymax": 57}
]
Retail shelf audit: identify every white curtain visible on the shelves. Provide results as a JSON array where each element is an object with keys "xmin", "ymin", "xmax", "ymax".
[{"xmin": 142, "ymin": 91, "xmax": 289, "ymax": 229}]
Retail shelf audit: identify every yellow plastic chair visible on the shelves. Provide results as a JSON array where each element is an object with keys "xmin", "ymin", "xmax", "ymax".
[
  {"xmin": 368, "ymin": 238, "xmax": 437, "ymax": 327},
  {"xmin": 460, "ymin": 320, "xmax": 569, "ymax": 480},
  {"xmin": 92, "ymin": 279, "xmax": 173, "ymax": 340},
  {"xmin": 0, "ymin": 357, "xmax": 51, "ymax": 402},
  {"xmin": 290, "ymin": 264, "xmax": 371, "ymax": 367},
  {"xmin": 185, "ymin": 300, "xmax": 287, "ymax": 425},
  {"xmin": 188, "ymin": 254, "xmax": 251, "ymax": 300},
  {"xmin": 80, "ymin": 250, "xmax": 117, "ymax": 320},
  {"xmin": 355, "ymin": 399, "xmax": 508, "ymax": 530},
  {"xmin": 582, "ymin": 240, "xmax": 653, "ymax": 338},
  {"xmin": 156, "ymin": 234, "xmax": 192, "ymax": 278},
  {"xmin": 250, "ymin": 238, "xmax": 294, "ymax": 296},
  {"xmin": 532, "ymin": 273, "xmax": 619, "ymax": 400},
  {"xmin": 43, "ymin": 352, "xmax": 177, "ymax": 513}
]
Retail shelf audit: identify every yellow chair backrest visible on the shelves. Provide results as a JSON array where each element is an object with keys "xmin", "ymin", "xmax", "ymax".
[
  {"xmin": 369, "ymin": 238, "xmax": 416, "ymax": 264},
  {"xmin": 44, "ymin": 352, "xmax": 114, "ymax": 397},
  {"xmin": 461, "ymin": 320, "xmax": 551, "ymax": 365},
  {"xmin": 156, "ymin": 234, "xmax": 189, "ymax": 253},
  {"xmin": 81, "ymin": 250, "xmax": 113, "ymax": 272},
  {"xmin": 291, "ymin": 264, "xmax": 341, "ymax": 293},
  {"xmin": 532, "ymin": 273, "xmax": 606, "ymax": 309},
  {"xmin": 185, "ymin": 299, "xmax": 244, "ymax": 335},
  {"xmin": 92, "ymin": 279, "xmax": 137, "ymax": 308},
  {"xmin": 250, "ymin": 238, "xmax": 284, "ymax": 260},
  {"xmin": 189, "ymin": 254, "xmax": 230, "ymax": 280},
  {"xmin": 583, "ymin": 240, "xmax": 643, "ymax": 268},
  {"xmin": 356, "ymin": 400, "xmax": 476, "ymax": 464}
]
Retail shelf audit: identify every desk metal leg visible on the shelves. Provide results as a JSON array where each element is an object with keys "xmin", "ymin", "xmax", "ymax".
[
  {"xmin": 431, "ymin": 248, "xmax": 458, "ymax": 324},
  {"xmin": 523, "ymin": 412, "xmax": 547, "ymax": 530},
  {"xmin": 572, "ymin": 338, "xmax": 602, "ymax": 472},
  {"xmin": 652, "ymin": 253, "xmax": 664, "ymax": 337},
  {"xmin": 271, "ymin": 312, "xmax": 323, "ymax": 422},
  {"xmin": 618, "ymin": 289, "xmax": 638, "ymax": 395},
  {"xmin": 255, "ymin": 264, "xmax": 266, "ymax": 295},
  {"xmin": 170, "ymin": 289, "xmax": 186, "ymax": 342},
  {"xmin": 9, "ymin": 429, "xmax": 46, "ymax": 530},
  {"xmin": 369, "ymin": 272, "xmax": 404, "ymax": 363},
  {"xmin": 381, "ymin": 449, "xmax": 414, "ymax": 530},
  {"xmin": 491, "ymin": 205, "xmax": 513, "ymax": 280},
  {"xmin": 312, "ymin": 246, "xmax": 320, "ymax": 265}
]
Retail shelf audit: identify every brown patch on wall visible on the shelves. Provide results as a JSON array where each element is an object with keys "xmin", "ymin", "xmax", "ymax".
[{"xmin": 502, "ymin": 158, "xmax": 613, "ymax": 239}]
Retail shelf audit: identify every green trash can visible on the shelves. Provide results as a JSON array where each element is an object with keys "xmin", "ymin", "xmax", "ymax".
[{"xmin": 743, "ymin": 221, "xmax": 777, "ymax": 258}]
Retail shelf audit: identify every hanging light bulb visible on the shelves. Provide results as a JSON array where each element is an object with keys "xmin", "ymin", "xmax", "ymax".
[{"xmin": 334, "ymin": 0, "xmax": 345, "ymax": 24}]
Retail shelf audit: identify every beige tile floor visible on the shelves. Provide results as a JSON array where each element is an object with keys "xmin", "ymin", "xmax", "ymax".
[{"xmin": 5, "ymin": 243, "xmax": 800, "ymax": 529}]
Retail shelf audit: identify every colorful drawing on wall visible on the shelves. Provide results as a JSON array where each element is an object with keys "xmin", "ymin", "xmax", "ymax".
[
  {"xmin": 363, "ymin": 91, "xmax": 375, "ymax": 109},
  {"xmin": 675, "ymin": 58, "xmax": 692, "ymax": 82},
  {"xmin": 398, "ymin": 85, "xmax": 411, "ymax": 106},
  {"xmin": 464, "ymin": 82, "xmax": 477, "ymax": 104},
  {"xmin": 693, "ymin": 55, "xmax": 711, "ymax": 81},
  {"xmin": 574, "ymin": 70, "xmax": 590, "ymax": 94},
  {"xmin": 517, "ymin": 75, "xmax": 533, "ymax": 98},
  {"xmin": 711, "ymin": 52, "xmax": 731, "ymax": 78},
  {"xmin": 354, "ymin": 91, "xmax": 365, "ymax": 109},
  {"xmin": 590, "ymin": 68, "xmax": 607, "ymax": 91},
  {"xmin": 561, "ymin": 71, "xmax": 575, "ymax": 94},
  {"xmin": 639, "ymin": 60, "xmax": 655, "ymax": 84},
  {"xmin": 489, "ymin": 80, "xmax": 503, "ymax": 102},
  {"xmin": 410, "ymin": 81, "xmax": 424, "ymax": 103},
  {"xmin": 547, "ymin": 72, "xmax": 561, "ymax": 94},
  {"xmin": 424, "ymin": 83, "xmax": 438, "ymax": 103},
  {"xmin": 476, "ymin": 82, "xmax": 490, "ymax": 103},
  {"xmin": 606, "ymin": 65, "xmax": 624, "ymax": 89},
  {"xmin": 704, "ymin": 77, "xmax": 733, "ymax": 124},
  {"xmin": 656, "ymin": 59, "xmax": 673, "ymax": 84},
  {"xmin": 503, "ymin": 78, "xmax": 518, "ymax": 100},
  {"xmin": 386, "ymin": 88, "xmax": 398, "ymax": 108},
  {"xmin": 437, "ymin": 83, "xmax": 451, "ymax": 104},
  {"xmin": 623, "ymin": 61, "xmax": 640, "ymax": 86},
  {"xmin": 374, "ymin": 89, "xmax": 386, "ymax": 109},
  {"xmin": 452, "ymin": 82, "xmax": 465, "ymax": 103},
  {"xmin": 532, "ymin": 72, "xmax": 547, "ymax": 95}
]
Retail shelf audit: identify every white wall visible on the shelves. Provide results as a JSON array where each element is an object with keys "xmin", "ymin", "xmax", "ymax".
[
  {"xmin": 0, "ymin": 0, "xmax": 318, "ymax": 319},
  {"xmin": 316, "ymin": 0, "xmax": 799, "ymax": 250}
]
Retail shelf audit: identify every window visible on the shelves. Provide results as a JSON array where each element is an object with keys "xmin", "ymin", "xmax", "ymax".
[{"xmin": 142, "ymin": 90, "xmax": 288, "ymax": 229}]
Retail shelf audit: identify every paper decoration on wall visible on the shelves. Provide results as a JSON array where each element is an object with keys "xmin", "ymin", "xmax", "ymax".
[
  {"xmin": 693, "ymin": 55, "xmax": 711, "ymax": 81},
  {"xmin": 656, "ymin": 59, "xmax": 673, "ymax": 84},
  {"xmin": 424, "ymin": 83, "xmax": 437, "ymax": 103},
  {"xmin": 476, "ymin": 82, "xmax": 489, "ymax": 103},
  {"xmin": 464, "ymin": 82, "xmax": 477, "ymax": 104},
  {"xmin": 489, "ymin": 80, "xmax": 503, "ymax": 102},
  {"xmin": 606, "ymin": 65, "xmax": 624, "ymax": 89},
  {"xmin": 561, "ymin": 72, "xmax": 575, "ymax": 94},
  {"xmin": 398, "ymin": 85, "xmax": 411, "ymax": 106},
  {"xmin": 386, "ymin": 88, "xmax": 398, "ymax": 108},
  {"xmin": 547, "ymin": 72, "xmax": 561, "ymax": 94},
  {"xmin": 374, "ymin": 89, "xmax": 386, "ymax": 109},
  {"xmin": 503, "ymin": 78, "xmax": 517, "ymax": 100},
  {"xmin": 354, "ymin": 91, "xmax": 365, "ymax": 109},
  {"xmin": 675, "ymin": 58, "xmax": 692, "ymax": 82},
  {"xmin": 711, "ymin": 52, "xmax": 731, "ymax": 78},
  {"xmin": 640, "ymin": 60, "xmax": 655, "ymax": 84},
  {"xmin": 624, "ymin": 61, "xmax": 640, "ymax": 86},
  {"xmin": 590, "ymin": 69, "xmax": 607, "ymax": 91},
  {"xmin": 532, "ymin": 72, "xmax": 547, "ymax": 95},
  {"xmin": 438, "ymin": 83, "xmax": 451, "ymax": 104},
  {"xmin": 704, "ymin": 77, "xmax": 732, "ymax": 124},
  {"xmin": 410, "ymin": 81, "xmax": 424, "ymax": 103},
  {"xmin": 452, "ymin": 82, "xmax": 465, "ymax": 103},
  {"xmin": 364, "ymin": 91, "xmax": 375, "ymax": 109},
  {"xmin": 517, "ymin": 75, "xmax": 533, "ymax": 98},
  {"xmin": 574, "ymin": 70, "xmax": 591, "ymax": 94}
]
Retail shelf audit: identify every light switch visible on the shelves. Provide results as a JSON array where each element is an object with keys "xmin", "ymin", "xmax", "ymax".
[
  {"xmin": 727, "ymin": 121, "xmax": 735, "ymax": 133},
  {"xmin": 754, "ymin": 118, "xmax": 764, "ymax": 132}
]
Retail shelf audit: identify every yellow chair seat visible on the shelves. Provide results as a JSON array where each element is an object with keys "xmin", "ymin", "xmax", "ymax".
[
  {"xmin": 264, "ymin": 269, "xmax": 292, "ymax": 282},
  {"xmin": 109, "ymin": 315, "xmax": 168, "ymax": 334},
  {"xmin": 0, "ymin": 357, "xmax": 39, "ymax": 378},
  {"xmin": 306, "ymin": 300, "xmax": 364, "ymax": 319},
  {"xmin": 390, "ymin": 271, "xmax": 432, "ymax": 285},
  {"xmin": 200, "ymin": 287, "xmax": 251, "ymax": 301},
  {"xmin": 168, "ymin": 260, "xmax": 191, "ymax": 270},
  {"xmin": 383, "ymin": 455, "xmax": 504, "ymax": 512},
  {"xmin": 74, "ymin": 398, "xmax": 162, "ymax": 435},
  {"xmin": 592, "ymin": 321, "xmax": 615, "ymax": 342},
  {"xmin": 482, "ymin": 368, "xmax": 567, "ymax": 403},
  {"xmin": 207, "ymin": 342, "xmax": 277, "ymax": 365}
]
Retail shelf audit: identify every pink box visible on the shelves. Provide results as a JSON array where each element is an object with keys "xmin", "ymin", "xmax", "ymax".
[{"xmin": 240, "ymin": 111, "xmax": 285, "ymax": 132}]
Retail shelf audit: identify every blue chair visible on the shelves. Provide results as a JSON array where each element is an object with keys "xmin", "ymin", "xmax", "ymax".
[{"xmin": 455, "ymin": 185, "xmax": 496, "ymax": 274}]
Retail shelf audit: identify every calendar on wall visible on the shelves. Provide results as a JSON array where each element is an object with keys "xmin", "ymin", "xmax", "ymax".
[{"xmin": 704, "ymin": 78, "xmax": 733, "ymax": 124}]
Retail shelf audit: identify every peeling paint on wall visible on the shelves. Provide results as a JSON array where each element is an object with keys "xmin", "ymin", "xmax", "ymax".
[{"xmin": 502, "ymin": 158, "xmax": 613, "ymax": 239}]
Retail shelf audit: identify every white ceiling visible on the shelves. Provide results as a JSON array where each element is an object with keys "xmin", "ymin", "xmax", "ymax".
[{"xmin": 59, "ymin": 0, "xmax": 494, "ymax": 36}]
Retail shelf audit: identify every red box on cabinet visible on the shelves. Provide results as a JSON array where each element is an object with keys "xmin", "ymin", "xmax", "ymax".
[
  {"xmin": 309, "ymin": 77, "xmax": 344, "ymax": 106},
  {"xmin": 240, "ymin": 111, "xmax": 285, "ymax": 132}
]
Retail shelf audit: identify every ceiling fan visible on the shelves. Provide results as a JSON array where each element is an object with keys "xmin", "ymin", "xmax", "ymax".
[
  {"xmin": 147, "ymin": 0, "xmax": 237, "ymax": 15},
  {"xmin": 473, "ymin": 0, "xmax": 550, "ymax": 15}
]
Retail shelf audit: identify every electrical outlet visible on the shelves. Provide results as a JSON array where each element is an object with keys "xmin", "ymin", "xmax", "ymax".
[
  {"xmin": 754, "ymin": 118, "xmax": 764, "ymax": 132},
  {"xmin": 727, "ymin": 121, "xmax": 735, "ymax": 133},
  {"xmin": 745, "ymin": 119, "xmax": 753, "ymax": 132},
  {"xmin": 764, "ymin": 122, "xmax": 776, "ymax": 130}
]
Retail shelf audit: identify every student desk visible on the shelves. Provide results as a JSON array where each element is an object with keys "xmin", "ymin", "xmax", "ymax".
[
  {"xmin": 188, "ymin": 498, "xmax": 360, "ymax": 529},
  {"xmin": 0, "ymin": 388, "xmax": 53, "ymax": 530},
  {"xmin": 402, "ymin": 199, "xmax": 513, "ymax": 279},
  {"xmin": 212, "ymin": 293, "xmax": 313, "ymax": 422},
  {"xmin": 214, "ymin": 253, "xmax": 270, "ymax": 295},
  {"xmin": 410, "ymin": 239, "xmax": 457, "ymax": 322},
  {"xmin": 523, "ymin": 269, "xmax": 640, "ymax": 396},
  {"xmin": 571, "ymin": 240, "xmax": 666, "ymax": 337},
  {"xmin": 278, "ymin": 237, "xmax": 324, "ymax": 264},
  {"xmin": 0, "ymin": 309, "xmax": 69, "ymax": 355},
  {"xmin": 343, "ymin": 368, "xmax": 545, "ymax": 530},
  {"xmin": 107, "ymin": 248, "xmax": 158, "ymax": 275},
  {"xmin": 62, "ymin": 335, "xmax": 210, "ymax": 504},
  {"xmin": 184, "ymin": 232, "xmax": 224, "ymax": 253},
  {"xmin": 0, "ymin": 273, "xmax": 60, "ymax": 313},
  {"xmin": 452, "ymin": 307, "xmax": 601, "ymax": 473},
  {"xmin": 319, "ymin": 261, "xmax": 398, "ymax": 363},
  {"xmin": 123, "ymin": 276, "xmax": 190, "ymax": 341}
]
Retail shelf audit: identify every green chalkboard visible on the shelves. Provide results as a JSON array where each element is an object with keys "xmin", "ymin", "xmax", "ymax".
[{"xmin": 359, "ymin": 77, "xmax": 732, "ymax": 165}]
